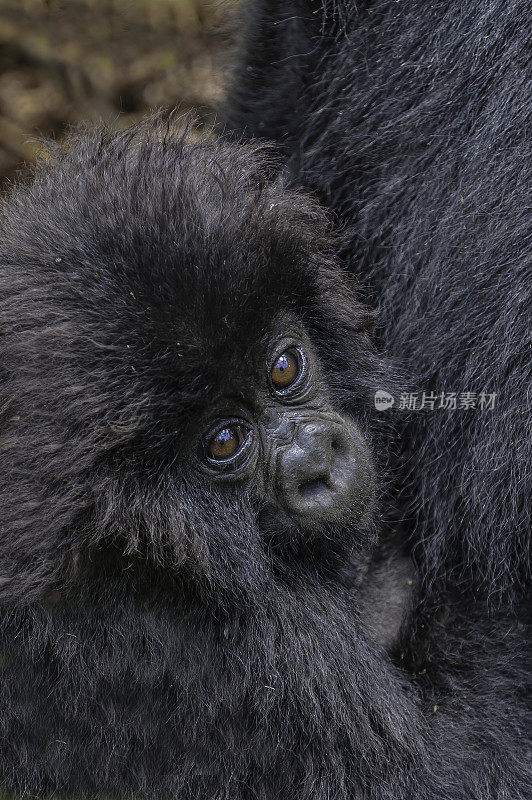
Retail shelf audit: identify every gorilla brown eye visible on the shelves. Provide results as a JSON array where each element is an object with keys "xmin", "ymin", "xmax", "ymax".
[
  {"xmin": 271, "ymin": 349, "xmax": 301, "ymax": 390},
  {"xmin": 207, "ymin": 424, "xmax": 250, "ymax": 462}
]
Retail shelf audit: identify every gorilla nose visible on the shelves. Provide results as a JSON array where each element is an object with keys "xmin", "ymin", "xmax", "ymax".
[{"xmin": 279, "ymin": 420, "xmax": 357, "ymax": 518}]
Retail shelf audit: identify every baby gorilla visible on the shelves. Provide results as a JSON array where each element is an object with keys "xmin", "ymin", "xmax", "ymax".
[{"xmin": 0, "ymin": 121, "xmax": 412, "ymax": 798}]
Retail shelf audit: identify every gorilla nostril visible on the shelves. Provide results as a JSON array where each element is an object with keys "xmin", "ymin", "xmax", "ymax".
[
  {"xmin": 297, "ymin": 477, "xmax": 329, "ymax": 500},
  {"xmin": 331, "ymin": 433, "xmax": 347, "ymax": 455}
]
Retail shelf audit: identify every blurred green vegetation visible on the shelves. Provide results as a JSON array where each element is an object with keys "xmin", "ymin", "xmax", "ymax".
[{"xmin": 0, "ymin": 0, "xmax": 238, "ymax": 189}]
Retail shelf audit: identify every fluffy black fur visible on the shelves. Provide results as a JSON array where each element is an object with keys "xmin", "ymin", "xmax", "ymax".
[
  {"xmin": 227, "ymin": 0, "xmax": 532, "ymax": 606},
  {"xmin": 0, "ymin": 1, "xmax": 529, "ymax": 792},
  {"xmin": 0, "ymin": 123, "xmax": 415, "ymax": 797}
]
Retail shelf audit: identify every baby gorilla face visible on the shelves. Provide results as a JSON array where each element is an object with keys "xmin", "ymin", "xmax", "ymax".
[
  {"xmin": 0, "ymin": 120, "xmax": 386, "ymax": 600},
  {"xmin": 195, "ymin": 321, "xmax": 374, "ymax": 531}
]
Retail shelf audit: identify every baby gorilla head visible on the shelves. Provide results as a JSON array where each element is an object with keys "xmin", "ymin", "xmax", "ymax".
[
  {"xmin": 0, "ymin": 119, "xmax": 389, "ymax": 603},
  {"xmin": 199, "ymin": 327, "xmax": 373, "ymax": 518},
  {"xmin": 196, "ymin": 315, "xmax": 376, "ymax": 567}
]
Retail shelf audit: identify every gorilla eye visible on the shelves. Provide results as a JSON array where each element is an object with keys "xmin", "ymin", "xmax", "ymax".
[
  {"xmin": 271, "ymin": 348, "xmax": 301, "ymax": 390},
  {"xmin": 207, "ymin": 424, "xmax": 252, "ymax": 462}
]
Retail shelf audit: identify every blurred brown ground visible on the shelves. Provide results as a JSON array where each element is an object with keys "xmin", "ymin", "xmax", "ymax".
[{"xmin": 0, "ymin": 0, "xmax": 237, "ymax": 191}]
